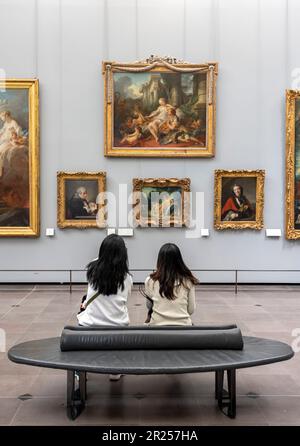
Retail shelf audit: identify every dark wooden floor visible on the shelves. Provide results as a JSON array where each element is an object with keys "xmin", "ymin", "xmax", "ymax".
[{"xmin": 0, "ymin": 284, "xmax": 299, "ymax": 425}]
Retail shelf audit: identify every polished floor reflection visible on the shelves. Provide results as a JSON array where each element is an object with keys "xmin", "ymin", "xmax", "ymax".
[{"xmin": 0, "ymin": 284, "xmax": 299, "ymax": 425}]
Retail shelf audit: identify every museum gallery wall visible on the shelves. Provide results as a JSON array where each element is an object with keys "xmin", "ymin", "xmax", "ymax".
[
  {"xmin": 1, "ymin": 58, "xmax": 267, "ymax": 235},
  {"xmin": 0, "ymin": 58, "xmax": 292, "ymax": 240},
  {"xmin": 0, "ymin": 0, "xmax": 299, "ymax": 282}
]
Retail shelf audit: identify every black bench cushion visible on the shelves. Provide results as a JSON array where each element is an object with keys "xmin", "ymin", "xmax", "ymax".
[{"xmin": 60, "ymin": 325, "xmax": 244, "ymax": 351}]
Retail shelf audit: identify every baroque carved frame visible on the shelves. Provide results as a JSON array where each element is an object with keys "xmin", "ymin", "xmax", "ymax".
[
  {"xmin": 214, "ymin": 169, "xmax": 265, "ymax": 230},
  {"xmin": 103, "ymin": 55, "xmax": 218, "ymax": 158},
  {"xmin": 285, "ymin": 89, "xmax": 300, "ymax": 239},
  {"xmin": 57, "ymin": 171, "xmax": 106, "ymax": 229},
  {"xmin": 132, "ymin": 177, "xmax": 191, "ymax": 227},
  {"xmin": 0, "ymin": 79, "xmax": 39, "ymax": 237}
]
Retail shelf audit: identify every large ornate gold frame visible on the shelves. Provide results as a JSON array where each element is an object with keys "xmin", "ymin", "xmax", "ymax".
[
  {"xmin": 103, "ymin": 55, "xmax": 218, "ymax": 158},
  {"xmin": 0, "ymin": 79, "xmax": 39, "ymax": 237},
  {"xmin": 285, "ymin": 90, "xmax": 300, "ymax": 239}
]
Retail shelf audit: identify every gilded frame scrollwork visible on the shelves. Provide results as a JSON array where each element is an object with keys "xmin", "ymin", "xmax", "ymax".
[{"xmin": 214, "ymin": 169, "xmax": 265, "ymax": 230}]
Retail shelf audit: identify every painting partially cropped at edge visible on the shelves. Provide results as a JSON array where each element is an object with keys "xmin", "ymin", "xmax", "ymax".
[
  {"xmin": 0, "ymin": 80, "xmax": 39, "ymax": 237},
  {"xmin": 295, "ymin": 98, "xmax": 300, "ymax": 229},
  {"xmin": 286, "ymin": 90, "xmax": 300, "ymax": 239}
]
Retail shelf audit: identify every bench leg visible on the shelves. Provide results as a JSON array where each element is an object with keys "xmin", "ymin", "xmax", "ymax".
[
  {"xmin": 226, "ymin": 369, "xmax": 236, "ymax": 418},
  {"xmin": 67, "ymin": 370, "xmax": 86, "ymax": 420},
  {"xmin": 215, "ymin": 369, "xmax": 224, "ymax": 400},
  {"xmin": 215, "ymin": 369, "xmax": 236, "ymax": 419},
  {"xmin": 85, "ymin": 373, "xmax": 88, "ymax": 400}
]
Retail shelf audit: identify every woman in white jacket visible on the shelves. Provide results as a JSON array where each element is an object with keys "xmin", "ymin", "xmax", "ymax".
[
  {"xmin": 145, "ymin": 243, "xmax": 198, "ymax": 326},
  {"xmin": 77, "ymin": 234, "xmax": 132, "ymax": 381}
]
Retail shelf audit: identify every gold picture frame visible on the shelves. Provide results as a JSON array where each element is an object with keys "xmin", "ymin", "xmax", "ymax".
[
  {"xmin": 0, "ymin": 79, "xmax": 39, "ymax": 237},
  {"xmin": 103, "ymin": 55, "xmax": 218, "ymax": 158},
  {"xmin": 285, "ymin": 89, "xmax": 300, "ymax": 239},
  {"xmin": 214, "ymin": 170, "xmax": 265, "ymax": 230},
  {"xmin": 132, "ymin": 177, "xmax": 190, "ymax": 227},
  {"xmin": 57, "ymin": 171, "xmax": 106, "ymax": 229}
]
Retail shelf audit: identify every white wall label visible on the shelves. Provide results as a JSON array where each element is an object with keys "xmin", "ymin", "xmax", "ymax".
[
  {"xmin": 118, "ymin": 228, "xmax": 134, "ymax": 237},
  {"xmin": 266, "ymin": 229, "xmax": 282, "ymax": 237},
  {"xmin": 200, "ymin": 228, "xmax": 210, "ymax": 237}
]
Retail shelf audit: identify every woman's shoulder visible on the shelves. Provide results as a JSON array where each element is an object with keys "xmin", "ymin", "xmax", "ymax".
[
  {"xmin": 145, "ymin": 276, "xmax": 156, "ymax": 286},
  {"xmin": 181, "ymin": 278, "xmax": 196, "ymax": 290},
  {"xmin": 86, "ymin": 282, "xmax": 98, "ymax": 298},
  {"xmin": 125, "ymin": 273, "xmax": 133, "ymax": 285}
]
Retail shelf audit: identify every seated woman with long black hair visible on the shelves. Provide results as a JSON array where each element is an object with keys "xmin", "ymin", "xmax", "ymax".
[{"xmin": 77, "ymin": 234, "xmax": 132, "ymax": 327}]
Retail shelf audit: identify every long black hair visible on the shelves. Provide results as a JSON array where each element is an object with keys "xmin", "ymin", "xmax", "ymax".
[
  {"xmin": 86, "ymin": 234, "xmax": 129, "ymax": 295},
  {"xmin": 150, "ymin": 243, "xmax": 198, "ymax": 300}
]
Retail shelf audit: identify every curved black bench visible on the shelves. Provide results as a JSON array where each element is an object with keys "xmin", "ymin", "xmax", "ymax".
[{"xmin": 8, "ymin": 325, "xmax": 294, "ymax": 421}]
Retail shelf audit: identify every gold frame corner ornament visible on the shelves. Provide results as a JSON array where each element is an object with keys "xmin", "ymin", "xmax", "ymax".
[
  {"xmin": 0, "ymin": 79, "xmax": 39, "ymax": 237},
  {"xmin": 57, "ymin": 171, "xmax": 107, "ymax": 229},
  {"xmin": 132, "ymin": 177, "xmax": 191, "ymax": 228},
  {"xmin": 103, "ymin": 56, "xmax": 218, "ymax": 158},
  {"xmin": 214, "ymin": 169, "xmax": 265, "ymax": 231},
  {"xmin": 285, "ymin": 89, "xmax": 300, "ymax": 239}
]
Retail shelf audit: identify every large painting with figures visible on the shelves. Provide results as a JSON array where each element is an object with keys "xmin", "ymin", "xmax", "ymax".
[
  {"xmin": 0, "ymin": 79, "xmax": 39, "ymax": 236},
  {"xmin": 286, "ymin": 90, "xmax": 300, "ymax": 239},
  {"xmin": 103, "ymin": 56, "xmax": 217, "ymax": 157}
]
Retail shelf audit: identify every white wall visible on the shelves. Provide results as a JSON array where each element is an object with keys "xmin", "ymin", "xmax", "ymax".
[{"xmin": 0, "ymin": 0, "xmax": 300, "ymax": 283}]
